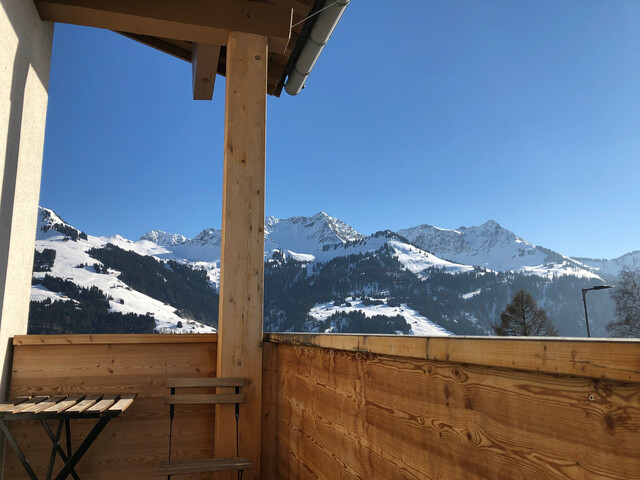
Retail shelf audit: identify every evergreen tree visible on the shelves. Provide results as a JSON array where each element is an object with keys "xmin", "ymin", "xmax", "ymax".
[
  {"xmin": 607, "ymin": 267, "xmax": 640, "ymax": 338},
  {"xmin": 493, "ymin": 289, "xmax": 558, "ymax": 336}
]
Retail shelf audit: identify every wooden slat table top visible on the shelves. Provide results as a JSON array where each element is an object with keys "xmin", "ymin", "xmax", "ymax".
[
  {"xmin": 86, "ymin": 394, "xmax": 120, "ymax": 413},
  {"xmin": 108, "ymin": 393, "xmax": 136, "ymax": 413},
  {"xmin": 44, "ymin": 394, "xmax": 86, "ymax": 413},
  {"xmin": 4, "ymin": 396, "xmax": 49, "ymax": 414},
  {"xmin": 65, "ymin": 394, "xmax": 103, "ymax": 413},
  {"xmin": 21, "ymin": 395, "xmax": 68, "ymax": 414},
  {"xmin": 0, "ymin": 393, "xmax": 136, "ymax": 418},
  {"xmin": 0, "ymin": 396, "xmax": 31, "ymax": 412}
]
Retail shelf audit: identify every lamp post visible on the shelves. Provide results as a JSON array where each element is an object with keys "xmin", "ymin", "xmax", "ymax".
[{"xmin": 581, "ymin": 285, "xmax": 614, "ymax": 337}]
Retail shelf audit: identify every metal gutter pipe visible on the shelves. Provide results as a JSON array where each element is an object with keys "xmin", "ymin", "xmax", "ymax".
[{"xmin": 284, "ymin": 0, "xmax": 350, "ymax": 95}]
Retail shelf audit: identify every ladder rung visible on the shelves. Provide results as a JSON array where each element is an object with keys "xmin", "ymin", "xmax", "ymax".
[
  {"xmin": 158, "ymin": 457, "xmax": 253, "ymax": 475},
  {"xmin": 165, "ymin": 393, "xmax": 245, "ymax": 405},
  {"xmin": 165, "ymin": 377, "xmax": 245, "ymax": 388}
]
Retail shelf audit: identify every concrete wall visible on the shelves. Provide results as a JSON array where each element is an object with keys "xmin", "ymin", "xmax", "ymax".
[{"xmin": 0, "ymin": 0, "xmax": 53, "ymax": 399}]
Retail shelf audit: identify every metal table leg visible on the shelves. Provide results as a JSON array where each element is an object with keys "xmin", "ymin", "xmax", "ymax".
[
  {"xmin": 0, "ymin": 419, "xmax": 38, "ymax": 480},
  {"xmin": 45, "ymin": 420, "xmax": 63, "ymax": 480},
  {"xmin": 39, "ymin": 419, "xmax": 81, "ymax": 480},
  {"xmin": 53, "ymin": 415, "xmax": 112, "ymax": 480}
]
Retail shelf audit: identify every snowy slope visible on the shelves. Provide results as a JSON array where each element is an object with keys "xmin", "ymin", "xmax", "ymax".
[
  {"xmin": 308, "ymin": 298, "xmax": 451, "ymax": 336},
  {"xmin": 399, "ymin": 220, "xmax": 601, "ymax": 279},
  {"xmin": 573, "ymin": 251, "xmax": 640, "ymax": 279},
  {"xmin": 33, "ymin": 208, "xmax": 215, "ymax": 333}
]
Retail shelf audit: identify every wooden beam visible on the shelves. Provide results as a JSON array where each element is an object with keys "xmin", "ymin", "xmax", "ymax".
[
  {"xmin": 191, "ymin": 43, "xmax": 220, "ymax": 100},
  {"xmin": 116, "ymin": 32, "xmax": 191, "ymax": 62},
  {"xmin": 214, "ymin": 31, "xmax": 267, "ymax": 480},
  {"xmin": 34, "ymin": 0, "xmax": 293, "ymax": 52},
  {"xmin": 264, "ymin": 333, "xmax": 640, "ymax": 383},
  {"xmin": 13, "ymin": 333, "xmax": 218, "ymax": 345}
]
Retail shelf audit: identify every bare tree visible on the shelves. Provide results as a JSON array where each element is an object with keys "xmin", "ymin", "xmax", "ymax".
[
  {"xmin": 493, "ymin": 289, "xmax": 558, "ymax": 336},
  {"xmin": 607, "ymin": 267, "xmax": 640, "ymax": 338}
]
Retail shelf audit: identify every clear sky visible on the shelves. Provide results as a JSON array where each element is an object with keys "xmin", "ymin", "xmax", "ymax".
[{"xmin": 40, "ymin": 0, "xmax": 640, "ymax": 259}]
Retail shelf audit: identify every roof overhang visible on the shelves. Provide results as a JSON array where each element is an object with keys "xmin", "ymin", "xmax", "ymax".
[{"xmin": 34, "ymin": 0, "xmax": 346, "ymax": 99}]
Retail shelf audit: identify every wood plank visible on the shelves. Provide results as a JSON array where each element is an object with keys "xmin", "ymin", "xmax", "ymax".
[
  {"xmin": 166, "ymin": 393, "xmax": 244, "ymax": 405},
  {"xmin": 192, "ymin": 43, "xmax": 221, "ymax": 100},
  {"xmin": 34, "ymin": 0, "xmax": 293, "ymax": 52},
  {"xmin": 166, "ymin": 377, "xmax": 244, "ymax": 388},
  {"xmin": 162, "ymin": 458, "xmax": 252, "ymax": 475},
  {"xmin": 116, "ymin": 32, "xmax": 191, "ymax": 62},
  {"xmin": 64, "ymin": 394, "xmax": 103, "ymax": 413},
  {"xmin": 3, "ymin": 396, "xmax": 49, "ymax": 413},
  {"xmin": 264, "ymin": 333, "xmax": 640, "ymax": 382},
  {"xmin": 13, "ymin": 334, "xmax": 217, "ymax": 345},
  {"xmin": 108, "ymin": 393, "xmax": 136, "ymax": 413},
  {"xmin": 158, "ymin": 457, "xmax": 253, "ymax": 475},
  {"xmin": 43, "ymin": 394, "xmax": 86, "ymax": 413},
  {"xmin": 260, "ymin": 342, "xmax": 278, "ymax": 480},
  {"xmin": 275, "ymin": 343, "xmax": 640, "ymax": 480},
  {"xmin": 0, "ymin": 396, "xmax": 30, "ymax": 411},
  {"xmin": 21, "ymin": 395, "xmax": 67, "ymax": 414},
  {"xmin": 85, "ymin": 394, "xmax": 119, "ymax": 413},
  {"xmin": 215, "ymin": 31, "xmax": 268, "ymax": 480}
]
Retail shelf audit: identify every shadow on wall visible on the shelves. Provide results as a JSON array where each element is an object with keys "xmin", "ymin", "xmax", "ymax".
[{"xmin": 0, "ymin": 0, "xmax": 53, "ymax": 394}]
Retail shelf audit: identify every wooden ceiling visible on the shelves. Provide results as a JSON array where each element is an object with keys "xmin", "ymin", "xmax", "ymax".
[{"xmin": 35, "ymin": 0, "xmax": 318, "ymax": 98}]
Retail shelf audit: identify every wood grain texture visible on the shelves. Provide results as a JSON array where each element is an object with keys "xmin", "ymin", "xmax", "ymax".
[
  {"xmin": 158, "ymin": 457, "xmax": 253, "ymax": 475},
  {"xmin": 166, "ymin": 393, "xmax": 244, "ymax": 405},
  {"xmin": 275, "ymin": 344, "xmax": 640, "ymax": 480},
  {"xmin": 34, "ymin": 0, "xmax": 293, "ymax": 52},
  {"xmin": 166, "ymin": 377, "xmax": 244, "ymax": 388},
  {"xmin": 215, "ymin": 31, "xmax": 268, "ymax": 480},
  {"xmin": 192, "ymin": 43, "xmax": 220, "ymax": 100},
  {"xmin": 13, "ymin": 334, "xmax": 218, "ymax": 345},
  {"xmin": 261, "ymin": 342, "xmax": 278, "ymax": 480},
  {"xmin": 4, "ymin": 338, "xmax": 217, "ymax": 479},
  {"xmin": 264, "ymin": 333, "xmax": 640, "ymax": 383}
]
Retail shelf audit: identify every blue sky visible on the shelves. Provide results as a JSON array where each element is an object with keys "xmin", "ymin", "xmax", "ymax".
[{"xmin": 40, "ymin": 0, "xmax": 640, "ymax": 259}]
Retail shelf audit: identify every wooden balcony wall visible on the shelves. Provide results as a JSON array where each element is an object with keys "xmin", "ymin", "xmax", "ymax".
[
  {"xmin": 4, "ymin": 333, "xmax": 640, "ymax": 479},
  {"xmin": 4, "ymin": 334, "xmax": 218, "ymax": 480},
  {"xmin": 264, "ymin": 333, "xmax": 640, "ymax": 480}
]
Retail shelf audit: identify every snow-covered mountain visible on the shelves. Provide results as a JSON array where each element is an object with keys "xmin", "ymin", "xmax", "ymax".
[
  {"xmin": 264, "ymin": 212, "xmax": 364, "ymax": 257},
  {"xmin": 31, "ymin": 207, "xmax": 635, "ymax": 337},
  {"xmin": 33, "ymin": 208, "xmax": 216, "ymax": 334},
  {"xmin": 573, "ymin": 251, "xmax": 640, "ymax": 280},
  {"xmin": 398, "ymin": 220, "xmax": 600, "ymax": 279},
  {"xmin": 139, "ymin": 230, "xmax": 187, "ymax": 247}
]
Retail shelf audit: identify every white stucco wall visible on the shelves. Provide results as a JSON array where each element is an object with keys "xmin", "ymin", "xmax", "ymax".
[{"xmin": 0, "ymin": 0, "xmax": 53, "ymax": 398}]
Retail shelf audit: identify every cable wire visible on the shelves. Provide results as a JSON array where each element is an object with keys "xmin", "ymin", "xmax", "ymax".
[{"xmin": 292, "ymin": 0, "xmax": 344, "ymax": 28}]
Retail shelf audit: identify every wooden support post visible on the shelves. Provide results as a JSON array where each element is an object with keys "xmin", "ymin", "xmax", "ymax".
[
  {"xmin": 215, "ymin": 31, "xmax": 267, "ymax": 480},
  {"xmin": 192, "ymin": 43, "xmax": 220, "ymax": 100}
]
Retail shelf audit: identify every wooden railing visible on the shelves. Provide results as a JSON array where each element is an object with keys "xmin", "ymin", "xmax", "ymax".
[
  {"xmin": 4, "ymin": 333, "xmax": 639, "ymax": 479},
  {"xmin": 264, "ymin": 333, "xmax": 640, "ymax": 480}
]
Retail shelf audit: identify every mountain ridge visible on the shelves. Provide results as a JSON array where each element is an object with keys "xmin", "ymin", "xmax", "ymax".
[{"xmin": 31, "ymin": 206, "xmax": 633, "ymax": 336}]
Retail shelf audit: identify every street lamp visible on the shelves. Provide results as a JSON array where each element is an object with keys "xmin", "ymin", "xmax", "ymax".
[{"xmin": 582, "ymin": 285, "xmax": 614, "ymax": 337}]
